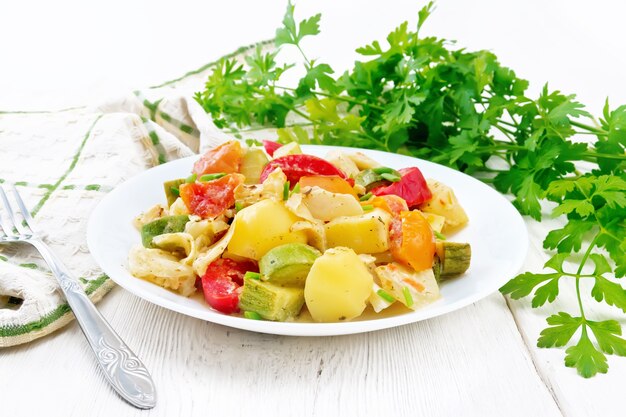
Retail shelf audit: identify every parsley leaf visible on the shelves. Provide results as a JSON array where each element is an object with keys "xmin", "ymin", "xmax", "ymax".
[
  {"xmin": 588, "ymin": 320, "xmax": 626, "ymax": 356},
  {"xmin": 500, "ymin": 271, "xmax": 560, "ymax": 303},
  {"xmin": 275, "ymin": 2, "xmax": 321, "ymax": 47},
  {"xmin": 591, "ymin": 276, "xmax": 626, "ymax": 314},
  {"xmin": 537, "ymin": 312, "xmax": 581, "ymax": 348},
  {"xmin": 564, "ymin": 329, "xmax": 608, "ymax": 378},
  {"xmin": 501, "ymin": 254, "xmax": 569, "ymax": 307},
  {"xmin": 543, "ymin": 220, "xmax": 595, "ymax": 253},
  {"xmin": 296, "ymin": 63, "xmax": 339, "ymax": 96}
]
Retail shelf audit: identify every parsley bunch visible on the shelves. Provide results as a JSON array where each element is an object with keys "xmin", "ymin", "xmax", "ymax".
[{"xmin": 194, "ymin": 2, "xmax": 626, "ymax": 377}]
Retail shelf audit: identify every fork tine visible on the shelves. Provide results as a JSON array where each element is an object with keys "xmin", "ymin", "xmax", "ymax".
[
  {"xmin": 11, "ymin": 184, "xmax": 36, "ymax": 234},
  {"xmin": 0, "ymin": 185, "xmax": 18, "ymax": 237}
]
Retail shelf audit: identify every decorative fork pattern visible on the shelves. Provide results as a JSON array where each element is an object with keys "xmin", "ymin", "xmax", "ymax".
[{"xmin": 0, "ymin": 183, "xmax": 156, "ymax": 409}]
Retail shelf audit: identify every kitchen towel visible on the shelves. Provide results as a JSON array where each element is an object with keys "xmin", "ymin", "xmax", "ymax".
[{"xmin": 0, "ymin": 39, "xmax": 273, "ymax": 347}]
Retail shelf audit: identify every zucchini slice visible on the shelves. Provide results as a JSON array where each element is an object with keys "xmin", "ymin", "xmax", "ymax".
[{"xmin": 434, "ymin": 241, "xmax": 471, "ymax": 279}]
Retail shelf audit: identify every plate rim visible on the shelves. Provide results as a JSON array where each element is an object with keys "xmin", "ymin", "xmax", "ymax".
[{"xmin": 87, "ymin": 144, "xmax": 529, "ymax": 336}]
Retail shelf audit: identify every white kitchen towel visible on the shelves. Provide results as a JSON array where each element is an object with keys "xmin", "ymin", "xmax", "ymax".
[{"xmin": 0, "ymin": 39, "xmax": 273, "ymax": 347}]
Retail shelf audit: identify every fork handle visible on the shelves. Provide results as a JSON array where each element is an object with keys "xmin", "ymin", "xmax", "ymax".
[{"xmin": 30, "ymin": 240, "xmax": 157, "ymax": 409}]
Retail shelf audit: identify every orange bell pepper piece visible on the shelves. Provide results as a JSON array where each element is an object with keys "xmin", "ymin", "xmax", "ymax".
[
  {"xmin": 299, "ymin": 175, "xmax": 358, "ymax": 199},
  {"xmin": 389, "ymin": 210, "xmax": 435, "ymax": 271}
]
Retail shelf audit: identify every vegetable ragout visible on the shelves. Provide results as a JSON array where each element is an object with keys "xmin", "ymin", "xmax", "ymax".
[{"xmin": 129, "ymin": 140, "xmax": 471, "ymax": 322}]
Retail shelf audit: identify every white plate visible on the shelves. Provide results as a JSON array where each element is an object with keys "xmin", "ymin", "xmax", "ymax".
[{"xmin": 87, "ymin": 145, "xmax": 528, "ymax": 336}]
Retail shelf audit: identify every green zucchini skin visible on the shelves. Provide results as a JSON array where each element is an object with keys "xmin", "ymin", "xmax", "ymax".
[
  {"xmin": 355, "ymin": 167, "xmax": 402, "ymax": 191},
  {"xmin": 355, "ymin": 169, "xmax": 386, "ymax": 192},
  {"xmin": 434, "ymin": 241, "xmax": 471, "ymax": 280},
  {"xmin": 163, "ymin": 179, "xmax": 185, "ymax": 206},
  {"xmin": 238, "ymin": 276, "xmax": 305, "ymax": 321},
  {"xmin": 240, "ymin": 148, "xmax": 269, "ymax": 184},
  {"xmin": 259, "ymin": 243, "xmax": 321, "ymax": 287},
  {"xmin": 141, "ymin": 215, "xmax": 190, "ymax": 248}
]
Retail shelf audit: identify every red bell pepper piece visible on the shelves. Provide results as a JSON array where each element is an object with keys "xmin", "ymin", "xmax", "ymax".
[
  {"xmin": 259, "ymin": 154, "xmax": 348, "ymax": 184},
  {"xmin": 370, "ymin": 167, "xmax": 431, "ymax": 207},
  {"xmin": 262, "ymin": 140, "xmax": 283, "ymax": 157}
]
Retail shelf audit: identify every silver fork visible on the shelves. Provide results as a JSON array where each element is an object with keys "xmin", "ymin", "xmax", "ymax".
[{"xmin": 0, "ymin": 184, "xmax": 156, "ymax": 409}]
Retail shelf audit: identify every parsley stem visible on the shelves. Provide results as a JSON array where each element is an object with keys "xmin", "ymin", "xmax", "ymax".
[
  {"xmin": 494, "ymin": 124, "xmax": 516, "ymax": 141},
  {"xmin": 250, "ymin": 87, "xmax": 313, "ymax": 122},
  {"xmin": 575, "ymin": 235, "xmax": 599, "ymax": 321},
  {"xmin": 477, "ymin": 144, "xmax": 526, "ymax": 152},
  {"xmin": 276, "ymin": 85, "xmax": 383, "ymax": 110},
  {"xmin": 573, "ymin": 131, "xmax": 604, "ymax": 136},
  {"xmin": 497, "ymin": 119, "xmax": 518, "ymax": 129},
  {"xmin": 283, "ymin": 102, "xmax": 311, "ymax": 120},
  {"xmin": 496, "ymin": 124, "xmax": 517, "ymax": 136},
  {"xmin": 582, "ymin": 151, "xmax": 626, "ymax": 161},
  {"xmin": 491, "ymin": 139, "xmax": 525, "ymax": 148},
  {"xmin": 231, "ymin": 122, "xmax": 314, "ymax": 133},
  {"xmin": 296, "ymin": 45, "xmax": 312, "ymax": 67},
  {"xmin": 492, "ymin": 153, "xmax": 513, "ymax": 166},
  {"xmin": 480, "ymin": 166, "xmax": 507, "ymax": 173},
  {"xmin": 576, "ymin": 277, "xmax": 586, "ymax": 322},
  {"xmin": 570, "ymin": 120, "xmax": 606, "ymax": 135},
  {"xmin": 288, "ymin": 107, "xmax": 312, "ymax": 121}
]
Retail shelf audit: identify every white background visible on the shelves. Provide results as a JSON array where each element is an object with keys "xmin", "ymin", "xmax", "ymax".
[{"xmin": 2, "ymin": 0, "xmax": 626, "ymax": 115}]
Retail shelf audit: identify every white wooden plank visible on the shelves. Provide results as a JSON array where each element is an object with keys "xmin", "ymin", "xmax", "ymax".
[
  {"xmin": 0, "ymin": 287, "xmax": 561, "ymax": 417},
  {"xmin": 505, "ymin": 219, "xmax": 626, "ymax": 417}
]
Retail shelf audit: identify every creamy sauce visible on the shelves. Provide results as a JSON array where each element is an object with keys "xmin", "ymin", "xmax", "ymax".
[{"xmin": 189, "ymin": 290, "xmax": 413, "ymax": 323}]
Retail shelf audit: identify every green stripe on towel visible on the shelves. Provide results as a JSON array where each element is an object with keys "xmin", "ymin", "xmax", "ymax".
[
  {"xmin": 139, "ymin": 117, "xmax": 168, "ymax": 164},
  {"xmin": 0, "ymin": 275, "xmax": 110, "ymax": 338},
  {"xmin": 30, "ymin": 114, "xmax": 104, "ymax": 218},
  {"xmin": 134, "ymin": 91, "xmax": 200, "ymax": 138}
]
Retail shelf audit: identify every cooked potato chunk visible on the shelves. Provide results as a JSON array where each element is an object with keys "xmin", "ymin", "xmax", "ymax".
[
  {"xmin": 227, "ymin": 199, "xmax": 307, "ymax": 260},
  {"xmin": 272, "ymin": 141, "xmax": 302, "ymax": 158},
  {"xmin": 419, "ymin": 180, "xmax": 468, "ymax": 232},
  {"xmin": 325, "ymin": 150, "xmax": 360, "ymax": 178},
  {"xmin": 347, "ymin": 152, "xmax": 382, "ymax": 170},
  {"xmin": 324, "ymin": 208, "xmax": 391, "ymax": 254},
  {"xmin": 421, "ymin": 212, "xmax": 446, "ymax": 234},
  {"xmin": 304, "ymin": 247, "xmax": 373, "ymax": 322}
]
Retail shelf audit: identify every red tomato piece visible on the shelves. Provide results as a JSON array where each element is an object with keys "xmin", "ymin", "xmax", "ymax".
[
  {"xmin": 370, "ymin": 167, "xmax": 431, "ymax": 207},
  {"xmin": 179, "ymin": 174, "xmax": 244, "ymax": 219},
  {"xmin": 201, "ymin": 258, "xmax": 257, "ymax": 314},
  {"xmin": 259, "ymin": 154, "xmax": 348, "ymax": 184},
  {"xmin": 192, "ymin": 140, "xmax": 244, "ymax": 176},
  {"xmin": 262, "ymin": 140, "xmax": 283, "ymax": 157}
]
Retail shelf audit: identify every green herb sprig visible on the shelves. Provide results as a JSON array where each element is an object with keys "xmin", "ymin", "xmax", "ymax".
[{"xmin": 194, "ymin": 1, "xmax": 626, "ymax": 377}]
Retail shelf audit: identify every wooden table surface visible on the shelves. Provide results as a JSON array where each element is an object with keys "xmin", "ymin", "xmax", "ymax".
[{"xmin": 1, "ymin": 1, "xmax": 624, "ymax": 416}]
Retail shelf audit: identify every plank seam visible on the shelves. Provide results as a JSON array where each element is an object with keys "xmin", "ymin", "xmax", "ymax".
[{"xmin": 503, "ymin": 295, "xmax": 567, "ymax": 417}]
